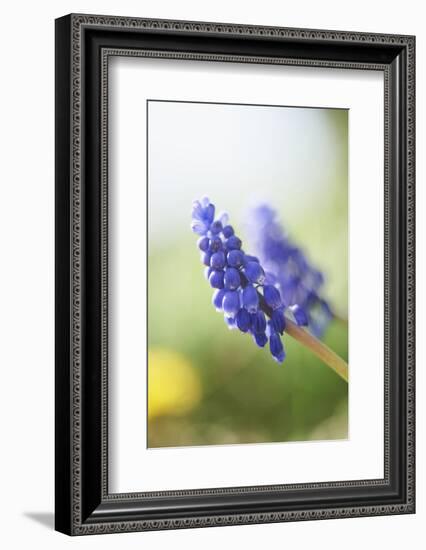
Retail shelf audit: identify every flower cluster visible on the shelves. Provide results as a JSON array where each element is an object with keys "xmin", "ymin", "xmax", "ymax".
[
  {"xmin": 191, "ymin": 197, "xmax": 286, "ymax": 363},
  {"xmin": 249, "ymin": 205, "xmax": 333, "ymax": 337}
]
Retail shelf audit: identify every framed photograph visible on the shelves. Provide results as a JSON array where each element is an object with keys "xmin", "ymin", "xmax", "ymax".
[{"xmin": 55, "ymin": 14, "xmax": 415, "ymax": 535}]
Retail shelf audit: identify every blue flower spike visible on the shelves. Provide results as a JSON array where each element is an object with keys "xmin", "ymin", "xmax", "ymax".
[
  {"xmin": 192, "ymin": 197, "xmax": 288, "ymax": 365},
  {"xmin": 249, "ymin": 204, "xmax": 333, "ymax": 338}
]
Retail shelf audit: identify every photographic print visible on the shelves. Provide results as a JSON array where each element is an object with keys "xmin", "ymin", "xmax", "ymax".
[{"xmin": 147, "ymin": 100, "xmax": 348, "ymax": 448}]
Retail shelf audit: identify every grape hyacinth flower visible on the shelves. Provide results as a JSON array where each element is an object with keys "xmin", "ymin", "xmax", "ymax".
[
  {"xmin": 191, "ymin": 197, "xmax": 287, "ymax": 363},
  {"xmin": 248, "ymin": 205, "xmax": 334, "ymax": 338}
]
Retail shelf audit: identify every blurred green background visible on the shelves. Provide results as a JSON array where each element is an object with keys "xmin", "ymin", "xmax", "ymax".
[{"xmin": 147, "ymin": 101, "xmax": 348, "ymax": 448}]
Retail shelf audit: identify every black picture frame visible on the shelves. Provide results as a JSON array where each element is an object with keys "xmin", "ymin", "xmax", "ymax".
[{"xmin": 55, "ymin": 13, "xmax": 415, "ymax": 535}]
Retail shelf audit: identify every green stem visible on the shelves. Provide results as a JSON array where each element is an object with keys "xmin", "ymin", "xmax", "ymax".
[
  {"xmin": 284, "ymin": 317, "xmax": 348, "ymax": 383},
  {"xmin": 257, "ymin": 290, "xmax": 348, "ymax": 383}
]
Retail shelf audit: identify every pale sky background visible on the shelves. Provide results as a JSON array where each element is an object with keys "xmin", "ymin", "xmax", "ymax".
[{"xmin": 148, "ymin": 100, "xmax": 347, "ymax": 246}]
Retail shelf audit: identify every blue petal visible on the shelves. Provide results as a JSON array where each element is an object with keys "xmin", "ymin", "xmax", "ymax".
[
  {"xmin": 209, "ymin": 270, "xmax": 224, "ymax": 289},
  {"xmin": 236, "ymin": 308, "xmax": 251, "ymax": 332},
  {"xmin": 201, "ymin": 251, "xmax": 212, "ymax": 266},
  {"xmin": 224, "ymin": 267, "xmax": 241, "ymax": 290},
  {"xmin": 222, "ymin": 290, "xmax": 240, "ymax": 315},
  {"xmin": 204, "ymin": 266, "xmax": 213, "ymax": 280},
  {"xmin": 210, "ymin": 251, "xmax": 226, "ymax": 269},
  {"xmin": 191, "ymin": 200, "xmax": 204, "ymax": 220},
  {"xmin": 198, "ymin": 236, "xmax": 210, "ymax": 252},
  {"xmin": 191, "ymin": 219, "xmax": 208, "ymax": 235},
  {"xmin": 251, "ymin": 311, "xmax": 266, "ymax": 334},
  {"xmin": 210, "ymin": 220, "xmax": 223, "ymax": 235},
  {"xmin": 219, "ymin": 211, "xmax": 229, "ymax": 226},
  {"xmin": 271, "ymin": 308, "xmax": 286, "ymax": 334},
  {"xmin": 263, "ymin": 285, "xmax": 282, "ymax": 310},
  {"xmin": 227, "ymin": 249, "xmax": 245, "ymax": 268},
  {"xmin": 225, "ymin": 235, "xmax": 242, "ymax": 250},
  {"xmin": 307, "ymin": 299, "xmax": 333, "ymax": 338},
  {"xmin": 252, "ymin": 331, "xmax": 268, "ymax": 348},
  {"xmin": 269, "ymin": 332, "xmax": 286, "ymax": 363},
  {"xmin": 224, "ymin": 315, "xmax": 237, "ymax": 330},
  {"xmin": 204, "ymin": 203, "xmax": 215, "ymax": 225},
  {"xmin": 243, "ymin": 254, "xmax": 259, "ymax": 265},
  {"xmin": 244, "ymin": 261, "xmax": 265, "ymax": 284},
  {"xmin": 212, "ymin": 289, "xmax": 226, "ymax": 311},
  {"xmin": 290, "ymin": 304, "xmax": 309, "ymax": 326},
  {"xmin": 241, "ymin": 284, "xmax": 259, "ymax": 313},
  {"xmin": 264, "ymin": 271, "xmax": 278, "ymax": 285},
  {"xmin": 192, "ymin": 198, "xmax": 214, "ymax": 228},
  {"xmin": 200, "ymin": 196, "xmax": 210, "ymax": 208},
  {"xmin": 209, "ymin": 236, "xmax": 223, "ymax": 252},
  {"xmin": 222, "ymin": 225, "xmax": 234, "ymax": 238}
]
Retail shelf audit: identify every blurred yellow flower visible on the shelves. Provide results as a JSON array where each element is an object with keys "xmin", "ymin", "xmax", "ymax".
[{"xmin": 148, "ymin": 348, "xmax": 202, "ymax": 419}]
